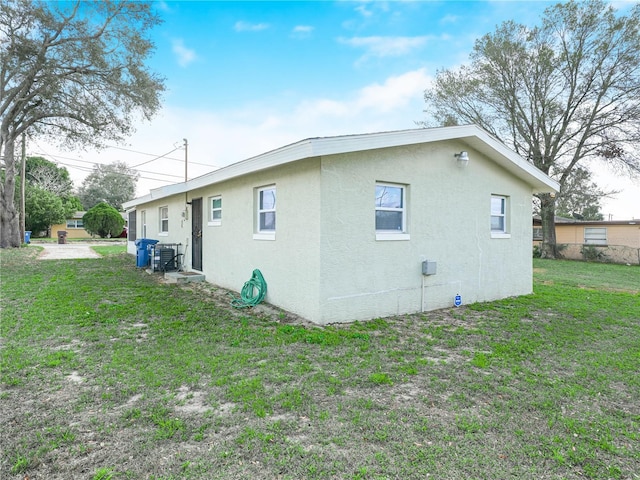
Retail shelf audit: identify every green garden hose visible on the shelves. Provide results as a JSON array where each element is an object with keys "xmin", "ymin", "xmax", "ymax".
[{"xmin": 231, "ymin": 269, "xmax": 267, "ymax": 308}]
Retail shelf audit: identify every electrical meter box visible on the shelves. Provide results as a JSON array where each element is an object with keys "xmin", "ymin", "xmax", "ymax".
[{"xmin": 422, "ymin": 260, "xmax": 437, "ymax": 276}]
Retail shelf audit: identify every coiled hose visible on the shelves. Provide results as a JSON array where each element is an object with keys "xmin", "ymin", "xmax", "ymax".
[{"xmin": 231, "ymin": 269, "xmax": 267, "ymax": 308}]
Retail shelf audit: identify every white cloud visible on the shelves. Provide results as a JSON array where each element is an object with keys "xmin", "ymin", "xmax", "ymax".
[
  {"xmin": 292, "ymin": 25, "xmax": 314, "ymax": 38},
  {"xmin": 234, "ymin": 21, "xmax": 270, "ymax": 32},
  {"xmin": 171, "ymin": 39, "xmax": 196, "ymax": 67},
  {"xmin": 41, "ymin": 68, "xmax": 430, "ymax": 194},
  {"xmin": 43, "ymin": 68, "xmax": 637, "ymax": 220},
  {"xmin": 155, "ymin": 1, "xmax": 172, "ymax": 13},
  {"xmin": 339, "ymin": 35, "xmax": 429, "ymax": 59},
  {"xmin": 440, "ymin": 14, "xmax": 460, "ymax": 25},
  {"xmin": 356, "ymin": 69, "xmax": 431, "ymax": 112},
  {"xmin": 354, "ymin": 4, "xmax": 374, "ymax": 18},
  {"xmin": 35, "ymin": 65, "xmax": 639, "ymax": 219}
]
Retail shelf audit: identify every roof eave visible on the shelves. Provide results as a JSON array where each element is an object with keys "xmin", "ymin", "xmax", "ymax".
[{"xmin": 123, "ymin": 125, "xmax": 559, "ymax": 208}]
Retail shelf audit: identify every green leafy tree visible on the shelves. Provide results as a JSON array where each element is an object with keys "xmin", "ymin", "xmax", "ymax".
[
  {"xmin": 422, "ymin": 0, "xmax": 640, "ymax": 258},
  {"xmin": 0, "ymin": 0, "xmax": 164, "ymax": 248},
  {"xmin": 24, "ymin": 187, "xmax": 66, "ymax": 235},
  {"xmin": 63, "ymin": 196, "xmax": 83, "ymax": 215},
  {"xmin": 12, "ymin": 157, "xmax": 82, "ymax": 236},
  {"xmin": 22, "ymin": 186, "xmax": 82, "ymax": 237},
  {"xmin": 22, "ymin": 157, "xmax": 83, "ymax": 232},
  {"xmin": 83, "ymin": 202, "xmax": 125, "ymax": 238},
  {"xmin": 78, "ymin": 161, "xmax": 139, "ymax": 211}
]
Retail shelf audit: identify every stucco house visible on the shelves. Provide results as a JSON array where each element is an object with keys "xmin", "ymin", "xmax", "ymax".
[
  {"xmin": 50, "ymin": 211, "xmax": 92, "ymax": 239},
  {"xmin": 123, "ymin": 125, "xmax": 558, "ymax": 324},
  {"xmin": 51, "ymin": 211, "xmax": 127, "ymax": 240}
]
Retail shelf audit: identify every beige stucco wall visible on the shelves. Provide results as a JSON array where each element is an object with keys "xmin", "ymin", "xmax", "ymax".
[
  {"xmin": 133, "ymin": 158, "xmax": 323, "ymax": 321},
  {"xmin": 191, "ymin": 158, "xmax": 322, "ymax": 321},
  {"xmin": 131, "ymin": 141, "xmax": 536, "ymax": 324},
  {"xmin": 555, "ymin": 224, "xmax": 640, "ymax": 248},
  {"xmin": 317, "ymin": 141, "xmax": 534, "ymax": 324},
  {"xmin": 50, "ymin": 224, "xmax": 93, "ymax": 239}
]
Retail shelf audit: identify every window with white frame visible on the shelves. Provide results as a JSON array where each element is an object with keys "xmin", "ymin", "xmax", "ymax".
[
  {"xmin": 256, "ymin": 186, "xmax": 276, "ymax": 236},
  {"xmin": 159, "ymin": 206, "xmax": 169, "ymax": 234},
  {"xmin": 209, "ymin": 196, "xmax": 222, "ymax": 226},
  {"xmin": 141, "ymin": 210, "xmax": 147, "ymax": 238},
  {"xmin": 490, "ymin": 195, "xmax": 509, "ymax": 237},
  {"xmin": 584, "ymin": 227, "xmax": 607, "ymax": 245},
  {"xmin": 375, "ymin": 183, "xmax": 409, "ymax": 240},
  {"xmin": 66, "ymin": 219, "xmax": 83, "ymax": 229}
]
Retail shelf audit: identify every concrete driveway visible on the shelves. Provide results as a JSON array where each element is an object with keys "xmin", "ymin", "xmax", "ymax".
[{"xmin": 36, "ymin": 242, "xmax": 119, "ymax": 260}]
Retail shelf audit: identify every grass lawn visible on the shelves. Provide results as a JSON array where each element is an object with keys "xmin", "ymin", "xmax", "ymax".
[{"xmin": 1, "ymin": 249, "xmax": 638, "ymax": 479}]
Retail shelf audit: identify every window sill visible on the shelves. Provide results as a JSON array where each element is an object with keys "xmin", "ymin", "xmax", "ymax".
[
  {"xmin": 253, "ymin": 232, "xmax": 275, "ymax": 241},
  {"xmin": 376, "ymin": 233, "xmax": 410, "ymax": 241},
  {"xmin": 158, "ymin": 232, "xmax": 169, "ymax": 237},
  {"xmin": 491, "ymin": 233, "xmax": 511, "ymax": 239},
  {"xmin": 207, "ymin": 221, "xmax": 221, "ymax": 227}
]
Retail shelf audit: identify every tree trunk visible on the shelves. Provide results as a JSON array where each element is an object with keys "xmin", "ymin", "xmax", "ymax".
[
  {"xmin": 539, "ymin": 193, "xmax": 558, "ymax": 259},
  {"xmin": 0, "ymin": 137, "xmax": 21, "ymax": 248}
]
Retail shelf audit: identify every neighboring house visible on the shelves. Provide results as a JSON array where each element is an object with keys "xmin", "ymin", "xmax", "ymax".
[
  {"xmin": 123, "ymin": 125, "xmax": 558, "ymax": 324},
  {"xmin": 534, "ymin": 217, "xmax": 640, "ymax": 264},
  {"xmin": 50, "ymin": 211, "xmax": 92, "ymax": 239},
  {"xmin": 51, "ymin": 211, "xmax": 128, "ymax": 239}
]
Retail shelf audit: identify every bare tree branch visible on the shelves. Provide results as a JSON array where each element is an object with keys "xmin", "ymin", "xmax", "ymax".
[
  {"xmin": 422, "ymin": 0, "xmax": 640, "ymax": 258},
  {"xmin": 0, "ymin": 0, "xmax": 165, "ymax": 247}
]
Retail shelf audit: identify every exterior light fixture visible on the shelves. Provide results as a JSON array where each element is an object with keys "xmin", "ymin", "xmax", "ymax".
[{"xmin": 454, "ymin": 151, "xmax": 469, "ymax": 168}]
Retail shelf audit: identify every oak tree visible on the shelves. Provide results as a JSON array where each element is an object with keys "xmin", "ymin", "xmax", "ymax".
[
  {"xmin": 78, "ymin": 161, "xmax": 139, "ymax": 211},
  {"xmin": 422, "ymin": 0, "xmax": 640, "ymax": 257},
  {"xmin": 0, "ymin": 0, "xmax": 164, "ymax": 247}
]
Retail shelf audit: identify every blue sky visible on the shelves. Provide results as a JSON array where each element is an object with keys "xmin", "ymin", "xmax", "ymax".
[{"xmin": 37, "ymin": 1, "xmax": 639, "ymax": 219}]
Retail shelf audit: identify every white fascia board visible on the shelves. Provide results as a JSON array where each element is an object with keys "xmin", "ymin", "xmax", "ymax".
[
  {"xmin": 187, "ymin": 140, "xmax": 316, "ymax": 191},
  {"xmin": 305, "ymin": 125, "xmax": 558, "ymax": 193},
  {"xmin": 123, "ymin": 125, "xmax": 558, "ymax": 209}
]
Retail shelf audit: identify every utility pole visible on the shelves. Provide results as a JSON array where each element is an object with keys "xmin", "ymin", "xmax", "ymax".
[
  {"xmin": 183, "ymin": 138, "xmax": 188, "ymax": 182},
  {"xmin": 20, "ymin": 132, "xmax": 26, "ymax": 244}
]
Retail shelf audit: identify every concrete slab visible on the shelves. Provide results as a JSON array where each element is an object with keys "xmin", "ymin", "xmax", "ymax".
[
  {"xmin": 37, "ymin": 243, "xmax": 101, "ymax": 260},
  {"xmin": 164, "ymin": 271, "xmax": 206, "ymax": 284},
  {"xmin": 34, "ymin": 241, "xmax": 123, "ymax": 260}
]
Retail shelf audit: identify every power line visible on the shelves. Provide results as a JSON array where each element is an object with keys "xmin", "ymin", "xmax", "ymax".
[
  {"xmin": 53, "ymin": 160, "xmax": 179, "ymax": 184},
  {"xmin": 102, "ymin": 144, "xmax": 184, "ymax": 160},
  {"xmin": 131, "ymin": 146, "xmax": 181, "ymax": 168},
  {"xmin": 38, "ymin": 152, "xmax": 186, "ymax": 180},
  {"xmin": 31, "ymin": 139, "xmax": 219, "ymax": 171},
  {"xmin": 30, "ymin": 147, "xmax": 185, "ymax": 184},
  {"xmin": 29, "ymin": 140, "xmax": 221, "ymax": 187},
  {"xmin": 103, "ymin": 143, "xmax": 217, "ymax": 168}
]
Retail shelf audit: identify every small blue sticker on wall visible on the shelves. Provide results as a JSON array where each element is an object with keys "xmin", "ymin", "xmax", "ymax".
[{"xmin": 454, "ymin": 294, "xmax": 462, "ymax": 307}]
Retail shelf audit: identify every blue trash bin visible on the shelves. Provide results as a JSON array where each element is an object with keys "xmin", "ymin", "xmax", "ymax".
[
  {"xmin": 135, "ymin": 238, "xmax": 159, "ymax": 267},
  {"xmin": 24, "ymin": 231, "xmax": 31, "ymax": 244}
]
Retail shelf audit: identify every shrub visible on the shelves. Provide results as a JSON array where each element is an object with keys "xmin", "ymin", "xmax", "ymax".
[
  {"xmin": 581, "ymin": 244, "xmax": 606, "ymax": 262},
  {"xmin": 83, "ymin": 203, "xmax": 125, "ymax": 238}
]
